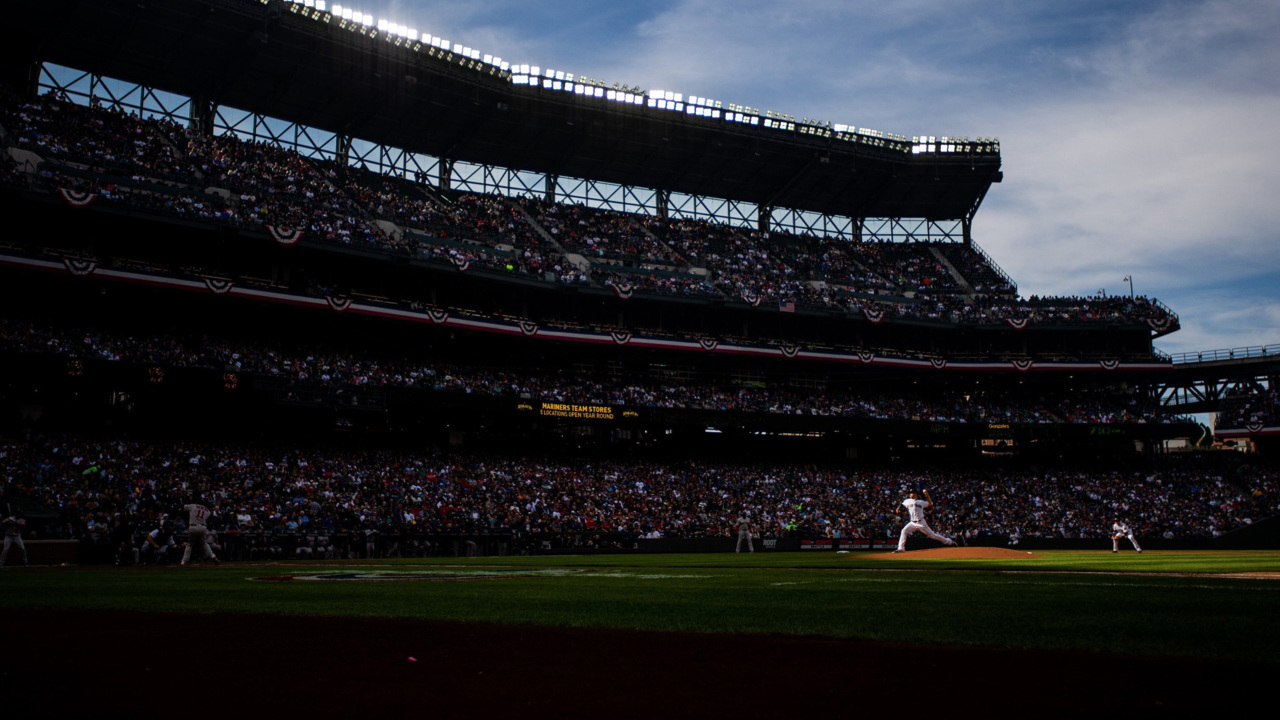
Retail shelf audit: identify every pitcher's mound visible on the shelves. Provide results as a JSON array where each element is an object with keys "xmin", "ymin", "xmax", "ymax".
[{"xmin": 872, "ymin": 546, "xmax": 1040, "ymax": 559}]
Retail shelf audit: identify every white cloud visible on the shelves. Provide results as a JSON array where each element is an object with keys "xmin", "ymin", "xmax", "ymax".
[
  {"xmin": 1155, "ymin": 293, "xmax": 1280, "ymax": 356},
  {"xmin": 979, "ymin": 90, "xmax": 1280, "ymax": 295},
  {"xmin": 1087, "ymin": 0, "xmax": 1280, "ymax": 91},
  {"xmin": 971, "ymin": 0, "xmax": 1280, "ymax": 355}
]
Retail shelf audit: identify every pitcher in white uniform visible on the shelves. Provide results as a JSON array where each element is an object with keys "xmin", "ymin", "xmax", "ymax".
[{"xmin": 895, "ymin": 489, "xmax": 957, "ymax": 553}]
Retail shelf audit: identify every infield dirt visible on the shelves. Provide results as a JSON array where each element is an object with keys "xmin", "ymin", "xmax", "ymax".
[{"xmin": 869, "ymin": 546, "xmax": 1042, "ymax": 559}]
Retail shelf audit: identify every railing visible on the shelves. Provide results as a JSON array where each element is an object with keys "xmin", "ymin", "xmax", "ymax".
[
  {"xmin": 967, "ymin": 240, "xmax": 1017, "ymax": 293},
  {"xmin": 1150, "ymin": 297, "xmax": 1180, "ymax": 328},
  {"xmin": 1168, "ymin": 344, "xmax": 1280, "ymax": 364}
]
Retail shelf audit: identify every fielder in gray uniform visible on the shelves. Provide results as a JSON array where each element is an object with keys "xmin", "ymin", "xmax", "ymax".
[
  {"xmin": 735, "ymin": 513, "xmax": 754, "ymax": 553},
  {"xmin": 895, "ymin": 489, "xmax": 957, "ymax": 553},
  {"xmin": 181, "ymin": 501, "xmax": 220, "ymax": 565},
  {"xmin": 1, "ymin": 512, "xmax": 28, "ymax": 567}
]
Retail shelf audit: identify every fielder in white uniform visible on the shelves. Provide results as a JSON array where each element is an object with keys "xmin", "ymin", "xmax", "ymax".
[
  {"xmin": 1111, "ymin": 519, "xmax": 1142, "ymax": 553},
  {"xmin": 895, "ymin": 490, "xmax": 957, "ymax": 552},
  {"xmin": 181, "ymin": 502, "xmax": 220, "ymax": 565}
]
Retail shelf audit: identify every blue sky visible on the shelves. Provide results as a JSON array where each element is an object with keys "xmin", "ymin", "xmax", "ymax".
[{"xmin": 344, "ymin": 0, "xmax": 1280, "ymax": 356}]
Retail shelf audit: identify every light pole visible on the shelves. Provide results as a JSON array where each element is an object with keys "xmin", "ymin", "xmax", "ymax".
[{"xmin": 1123, "ymin": 275, "xmax": 1134, "ymax": 301}]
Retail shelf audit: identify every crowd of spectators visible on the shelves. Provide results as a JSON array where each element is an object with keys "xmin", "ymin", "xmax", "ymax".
[
  {"xmin": 395, "ymin": 193, "xmax": 592, "ymax": 282},
  {"xmin": 1217, "ymin": 388, "xmax": 1280, "ymax": 430},
  {"xmin": 405, "ymin": 190, "xmax": 538, "ymax": 248},
  {"xmin": 0, "ymin": 317, "xmax": 1185, "ymax": 425},
  {"xmin": 3, "ymin": 92, "xmax": 394, "ymax": 250},
  {"xmin": 187, "ymin": 133, "xmax": 394, "ymax": 250},
  {"xmin": 3, "ymin": 91, "xmax": 192, "ymax": 182},
  {"xmin": 849, "ymin": 291, "xmax": 1175, "ymax": 326},
  {"xmin": 322, "ymin": 161, "xmax": 438, "ymax": 230},
  {"xmin": 654, "ymin": 220, "xmax": 823, "ymax": 305},
  {"xmin": 528, "ymin": 199, "xmax": 682, "ymax": 266},
  {"xmin": 0, "ymin": 88, "xmax": 1177, "ymax": 332},
  {"xmin": 937, "ymin": 244, "xmax": 1016, "ymax": 294},
  {"xmin": 3, "ymin": 434, "xmax": 1275, "ymax": 548},
  {"xmin": 590, "ymin": 267, "xmax": 719, "ymax": 298},
  {"xmin": 869, "ymin": 242, "xmax": 962, "ymax": 293}
]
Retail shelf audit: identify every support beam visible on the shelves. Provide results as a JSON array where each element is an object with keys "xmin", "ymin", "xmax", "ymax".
[
  {"xmin": 190, "ymin": 97, "xmax": 215, "ymax": 137},
  {"xmin": 439, "ymin": 158, "xmax": 453, "ymax": 193},
  {"xmin": 1150, "ymin": 366, "xmax": 1277, "ymax": 414},
  {"xmin": 335, "ymin": 135, "xmax": 351, "ymax": 166}
]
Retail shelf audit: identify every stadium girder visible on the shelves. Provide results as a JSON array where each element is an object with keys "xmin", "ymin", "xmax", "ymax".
[
  {"xmin": 1, "ymin": 0, "xmax": 1002, "ymax": 224},
  {"xmin": 1153, "ymin": 354, "xmax": 1280, "ymax": 413}
]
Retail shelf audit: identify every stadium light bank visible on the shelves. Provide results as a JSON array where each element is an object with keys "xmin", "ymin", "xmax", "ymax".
[{"xmin": 279, "ymin": 0, "xmax": 999, "ymax": 157}]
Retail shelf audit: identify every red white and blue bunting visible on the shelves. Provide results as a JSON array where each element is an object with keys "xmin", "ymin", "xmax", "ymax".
[
  {"xmin": 58, "ymin": 188, "xmax": 97, "ymax": 208},
  {"xmin": 1217, "ymin": 422, "xmax": 1280, "ymax": 438},
  {"xmin": 0, "ymin": 252, "xmax": 1181, "ymax": 376},
  {"xmin": 607, "ymin": 281, "xmax": 634, "ymax": 300},
  {"xmin": 267, "ymin": 225, "xmax": 303, "ymax": 246},
  {"xmin": 204, "ymin": 278, "xmax": 234, "ymax": 295},
  {"xmin": 63, "ymin": 258, "xmax": 97, "ymax": 276}
]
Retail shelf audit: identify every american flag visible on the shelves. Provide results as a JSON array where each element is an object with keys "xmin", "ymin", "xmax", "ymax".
[{"xmin": 779, "ymin": 299, "xmax": 796, "ymax": 313}]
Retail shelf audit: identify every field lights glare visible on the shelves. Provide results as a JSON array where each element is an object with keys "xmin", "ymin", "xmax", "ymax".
[{"xmin": 286, "ymin": 1, "xmax": 983, "ymax": 156}]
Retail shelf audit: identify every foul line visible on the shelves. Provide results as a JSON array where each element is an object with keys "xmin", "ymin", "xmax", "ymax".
[{"xmin": 771, "ymin": 575, "xmax": 1280, "ymax": 591}]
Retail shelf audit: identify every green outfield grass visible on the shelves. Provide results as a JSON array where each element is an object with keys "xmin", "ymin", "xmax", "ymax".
[{"xmin": 5, "ymin": 550, "xmax": 1279, "ymax": 663}]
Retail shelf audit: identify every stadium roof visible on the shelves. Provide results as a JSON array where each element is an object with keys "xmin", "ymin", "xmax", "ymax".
[{"xmin": 3, "ymin": 0, "xmax": 1003, "ymax": 221}]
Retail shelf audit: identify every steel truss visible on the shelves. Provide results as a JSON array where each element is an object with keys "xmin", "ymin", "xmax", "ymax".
[
  {"xmin": 667, "ymin": 192, "xmax": 757, "ymax": 229},
  {"xmin": 38, "ymin": 65, "xmax": 190, "ymax": 124},
  {"xmin": 451, "ymin": 160, "xmax": 546, "ymax": 199},
  {"xmin": 1154, "ymin": 372, "xmax": 1276, "ymax": 413},
  {"xmin": 34, "ymin": 62, "xmax": 985, "ymax": 244},
  {"xmin": 346, "ymin": 139, "xmax": 442, "ymax": 185},
  {"xmin": 861, "ymin": 218, "xmax": 963, "ymax": 243},
  {"xmin": 555, "ymin": 176, "xmax": 657, "ymax": 215},
  {"xmin": 771, "ymin": 208, "xmax": 855, "ymax": 240},
  {"xmin": 213, "ymin": 105, "xmax": 340, "ymax": 162}
]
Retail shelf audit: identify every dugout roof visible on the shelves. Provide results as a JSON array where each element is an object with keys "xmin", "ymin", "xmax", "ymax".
[{"xmin": 3, "ymin": 0, "xmax": 1003, "ymax": 221}]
